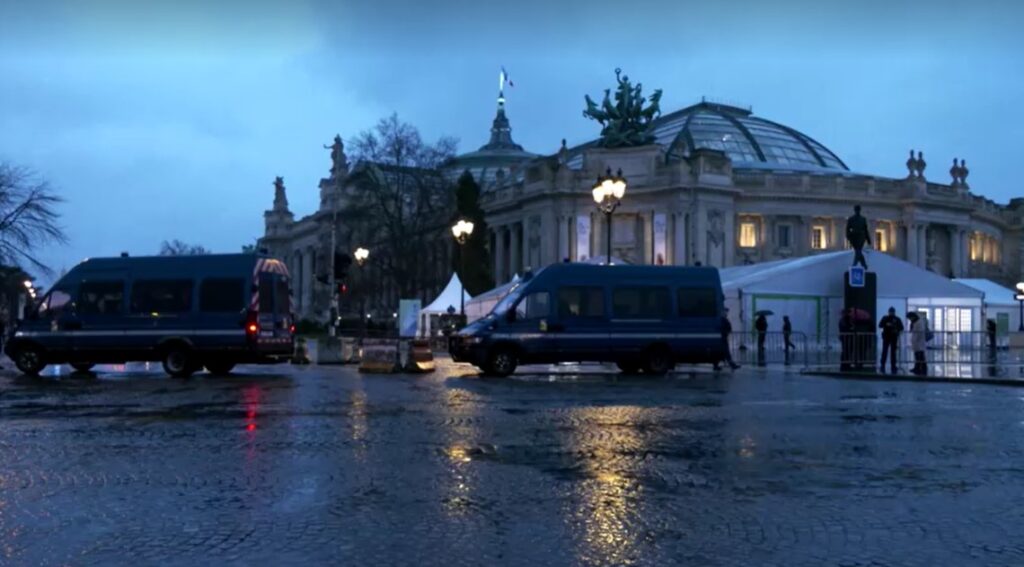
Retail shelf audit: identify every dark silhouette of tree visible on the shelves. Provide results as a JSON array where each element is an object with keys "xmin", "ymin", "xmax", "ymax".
[
  {"xmin": 0, "ymin": 163, "xmax": 67, "ymax": 273},
  {"xmin": 159, "ymin": 239, "xmax": 210, "ymax": 256},
  {"xmin": 452, "ymin": 171, "xmax": 493, "ymax": 294},
  {"xmin": 343, "ymin": 114, "xmax": 458, "ymax": 306}
]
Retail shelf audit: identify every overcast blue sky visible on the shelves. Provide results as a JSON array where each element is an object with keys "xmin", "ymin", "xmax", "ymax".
[{"xmin": 2, "ymin": 0, "xmax": 1022, "ymax": 283}]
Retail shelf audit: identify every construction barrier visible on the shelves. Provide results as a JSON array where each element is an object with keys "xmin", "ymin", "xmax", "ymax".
[
  {"xmin": 399, "ymin": 339, "xmax": 435, "ymax": 373},
  {"xmin": 358, "ymin": 339, "xmax": 399, "ymax": 373},
  {"xmin": 340, "ymin": 337, "xmax": 360, "ymax": 363},
  {"xmin": 291, "ymin": 340, "xmax": 311, "ymax": 364}
]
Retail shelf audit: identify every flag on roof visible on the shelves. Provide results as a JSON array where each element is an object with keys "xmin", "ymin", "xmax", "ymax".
[{"xmin": 500, "ymin": 66, "xmax": 514, "ymax": 89}]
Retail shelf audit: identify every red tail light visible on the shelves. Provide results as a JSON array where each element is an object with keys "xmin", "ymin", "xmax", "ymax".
[
  {"xmin": 289, "ymin": 324, "xmax": 296, "ymax": 334},
  {"xmin": 245, "ymin": 310, "xmax": 259, "ymax": 339}
]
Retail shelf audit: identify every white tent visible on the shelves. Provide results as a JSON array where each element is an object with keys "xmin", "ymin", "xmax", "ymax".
[
  {"xmin": 465, "ymin": 274, "xmax": 519, "ymax": 323},
  {"xmin": 720, "ymin": 250, "xmax": 984, "ymax": 342},
  {"xmin": 419, "ymin": 273, "xmax": 473, "ymax": 337},
  {"xmin": 956, "ymin": 278, "xmax": 1022, "ymax": 334}
]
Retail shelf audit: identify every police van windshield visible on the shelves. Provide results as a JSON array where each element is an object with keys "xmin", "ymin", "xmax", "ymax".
[{"xmin": 489, "ymin": 284, "xmax": 525, "ymax": 318}]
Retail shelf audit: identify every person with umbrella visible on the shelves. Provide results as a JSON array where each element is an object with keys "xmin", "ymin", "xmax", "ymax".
[{"xmin": 754, "ymin": 310, "xmax": 770, "ymax": 366}]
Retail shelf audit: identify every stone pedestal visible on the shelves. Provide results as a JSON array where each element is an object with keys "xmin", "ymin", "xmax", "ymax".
[{"xmin": 842, "ymin": 269, "xmax": 877, "ymax": 371}]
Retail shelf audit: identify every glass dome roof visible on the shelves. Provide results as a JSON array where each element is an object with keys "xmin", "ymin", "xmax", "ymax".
[{"xmin": 652, "ymin": 101, "xmax": 848, "ymax": 171}]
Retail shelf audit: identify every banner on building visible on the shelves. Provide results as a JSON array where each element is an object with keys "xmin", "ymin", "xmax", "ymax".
[
  {"xmin": 575, "ymin": 215, "xmax": 591, "ymax": 262},
  {"xmin": 653, "ymin": 212, "xmax": 667, "ymax": 265},
  {"xmin": 399, "ymin": 299, "xmax": 421, "ymax": 337}
]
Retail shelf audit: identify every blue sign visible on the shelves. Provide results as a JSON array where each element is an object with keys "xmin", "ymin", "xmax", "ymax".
[{"xmin": 849, "ymin": 267, "xmax": 865, "ymax": 288}]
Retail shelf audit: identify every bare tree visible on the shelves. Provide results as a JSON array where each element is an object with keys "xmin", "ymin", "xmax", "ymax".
[
  {"xmin": 159, "ymin": 239, "xmax": 211, "ymax": 256},
  {"xmin": 0, "ymin": 163, "xmax": 67, "ymax": 273},
  {"xmin": 343, "ymin": 114, "xmax": 457, "ymax": 304}
]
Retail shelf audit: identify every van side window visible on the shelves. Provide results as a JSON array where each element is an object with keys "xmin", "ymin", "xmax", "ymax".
[
  {"xmin": 558, "ymin": 287, "xmax": 604, "ymax": 318},
  {"xmin": 200, "ymin": 279, "xmax": 245, "ymax": 313},
  {"xmin": 131, "ymin": 280, "xmax": 193, "ymax": 314},
  {"xmin": 515, "ymin": 291, "xmax": 550, "ymax": 321},
  {"xmin": 37, "ymin": 290, "xmax": 72, "ymax": 319},
  {"xmin": 612, "ymin": 287, "xmax": 670, "ymax": 319},
  {"xmin": 678, "ymin": 288, "xmax": 718, "ymax": 318},
  {"xmin": 78, "ymin": 281, "xmax": 124, "ymax": 316}
]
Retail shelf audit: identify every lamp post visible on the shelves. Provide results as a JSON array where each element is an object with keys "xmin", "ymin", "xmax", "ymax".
[
  {"xmin": 354, "ymin": 247, "xmax": 369, "ymax": 337},
  {"xmin": 451, "ymin": 219, "xmax": 475, "ymax": 317},
  {"xmin": 1016, "ymin": 282, "xmax": 1024, "ymax": 332},
  {"xmin": 592, "ymin": 167, "xmax": 627, "ymax": 265}
]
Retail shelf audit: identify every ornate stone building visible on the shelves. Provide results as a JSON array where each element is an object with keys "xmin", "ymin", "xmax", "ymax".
[
  {"xmin": 482, "ymin": 101, "xmax": 1023, "ymax": 290},
  {"xmin": 262, "ymin": 88, "xmax": 1024, "ymax": 323}
]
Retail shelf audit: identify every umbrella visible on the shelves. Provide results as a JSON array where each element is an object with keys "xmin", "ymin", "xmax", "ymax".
[
  {"xmin": 849, "ymin": 308, "xmax": 872, "ymax": 321},
  {"xmin": 754, "ymin": 310, "xmax": 774, "ymax": 316}
]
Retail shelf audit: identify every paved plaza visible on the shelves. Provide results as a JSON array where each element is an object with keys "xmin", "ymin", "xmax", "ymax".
[{"xmin": 2, "ymin": 360, "xmax": 1024, "ymax": 566}]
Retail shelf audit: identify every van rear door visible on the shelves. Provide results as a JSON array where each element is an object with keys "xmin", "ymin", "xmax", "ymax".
[{"xmin": 252, "ymin": 259, "xmax": 292, "ymax": 349}]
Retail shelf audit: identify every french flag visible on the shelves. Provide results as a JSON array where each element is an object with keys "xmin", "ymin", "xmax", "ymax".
[{"xmin": 501, "ymin": 66, "xmax": 514, "ymax": 88}]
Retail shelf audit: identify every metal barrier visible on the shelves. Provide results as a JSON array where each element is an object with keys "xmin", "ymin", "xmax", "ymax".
[
  {"xmin": 727, "ymin": 331, "xmax": 809, "ymax": 368},
  {"xmin": 801, "ymin": 331, "xmax": 1024, "ymax": 379}
]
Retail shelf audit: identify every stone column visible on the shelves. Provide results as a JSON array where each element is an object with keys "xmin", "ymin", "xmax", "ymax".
[
  {"xmin": 494, "ymin": 226, "xmax": 507, "ymax": 284},
  {"xmin": 905, "ymin": 224, "xmax": 917, "ymax": 265},
  {"xmin": 541, "ymin": 210, "xmax": 557, "ymax": 267},
  {"xmin": 672, "ymin": 212, "xmax": 687, "ymax": 266},
  {"xmin": 557, "ymin": 216, "xmax": 570, "ymax": 263},
  {"xmin": 510, "ymin": 223, "xmax": 522, "ymax": 277},
  {"xmin": 950, "ymin": 226, "xmax": 961, "ymax": 277},
  {"xmin": 919, "ymin": 225, "xmax": 928, "ymax": 267}
]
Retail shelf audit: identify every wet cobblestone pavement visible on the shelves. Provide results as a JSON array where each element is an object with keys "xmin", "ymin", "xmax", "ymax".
[{"xmin": 2, "ymin": 360, "xmax": 1024, "ymax": 566}]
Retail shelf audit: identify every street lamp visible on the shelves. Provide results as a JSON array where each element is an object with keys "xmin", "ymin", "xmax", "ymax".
[
  {"xmin": 354, "ymin": 247, "xmax": 370, "ymax": 337},
  {"xmin": 592, "ymin": 167, "xmax": 627, "ymax": 265},
  {"xmin": 23, "ymin": 280, "xmax": 32, "ymax": 289},
  {"xmin": 1016, "ymin": 282, "xmax": 1024, "ymax": 331},
  {"xmin": 451, "ymin": 219, "xmax": 475, "ymax": 316}
]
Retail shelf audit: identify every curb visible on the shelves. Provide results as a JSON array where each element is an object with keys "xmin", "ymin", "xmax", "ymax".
[{"xmin": 801, "ymin": 369, "xmax": 1024, "ymax": 388}]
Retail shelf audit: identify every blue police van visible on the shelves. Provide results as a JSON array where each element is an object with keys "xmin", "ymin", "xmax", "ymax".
[
  {"xmin": 5, "ymin": 253, "xmax": 295, "ymax": 377},
  {"xmin": 449, "ymin": 263, "xmax": 726, "ymax": 377}
]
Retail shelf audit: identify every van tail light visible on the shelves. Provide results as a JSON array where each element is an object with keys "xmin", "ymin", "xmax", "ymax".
[
  {"xmin": 289, "ymin": 324, "xmax": 296, "ymax": 334},
  {"xmin": 245, "ymin": 310, "xmax": 259, "ymax": 340}
]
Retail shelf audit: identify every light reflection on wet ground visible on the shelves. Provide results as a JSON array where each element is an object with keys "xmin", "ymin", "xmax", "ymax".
[{"xmin": 2, "ymin": 359, "xmax": 1024, "ymax": 565}]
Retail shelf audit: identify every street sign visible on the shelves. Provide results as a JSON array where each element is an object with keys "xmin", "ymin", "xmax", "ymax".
[{"xmin": 849, "ymin": 266, "xmax": 865, "ymax": 288}]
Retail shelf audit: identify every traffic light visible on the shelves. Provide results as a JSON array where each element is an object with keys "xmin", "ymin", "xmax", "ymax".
[{"xmin": 337, "ymin": 282, "xmax": 348, "ymax": 296}]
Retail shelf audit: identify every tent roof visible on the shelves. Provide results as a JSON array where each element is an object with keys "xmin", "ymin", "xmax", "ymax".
[
  {"xmin": 468, "ymin": 274, "xmax": 520, "ymax": 304},
  {"xmin": 421, "ymin": 273, "xmax": 473, "ymax": 314},
  {"xmin": 720, "ymin": 250, "xmax": 984, "ymax": 300},
  {"xmin": 955, "ymin": 279, "xmax": 1019, "ymax": 306}
]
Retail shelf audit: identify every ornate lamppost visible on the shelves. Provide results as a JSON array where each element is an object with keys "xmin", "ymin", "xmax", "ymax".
[
  {"xmin": 591, "ymin": 167, "xmax": 627, "ymax": 265},
  {"xmin": 354, "ymin": 247, "xmax": 369, "ymax": 337},
  {"xmin": 451, "ymin": 219, "xmax": 474, "ymax": 316}
]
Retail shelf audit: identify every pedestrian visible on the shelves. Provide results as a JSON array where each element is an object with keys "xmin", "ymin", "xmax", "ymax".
[
  {"xmin": 986, "ymin": 318, "xmax": 998, "ymax": 376},
  {"xmin": 908, "ymin": 312, "xmax": 927, "ymax": 375},
  {"xmin": 713, "ymin": 308, "xmax": 740, "ymax": 371},
  {"xmin": 755, "ymin": 314, "xmax": 768, "ymax": 366},
  {"xmin": 878, "ymin": 307, "xmax": 904, "ymax": 374},
  {"xmin": 782, "ymin": 316, "xmax": 796, "ymax": 365}
]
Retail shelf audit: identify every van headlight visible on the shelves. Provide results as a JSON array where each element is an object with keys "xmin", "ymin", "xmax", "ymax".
[{"xmin": 461, "ymin": 336, "xmax": 484, "ymax": 344}]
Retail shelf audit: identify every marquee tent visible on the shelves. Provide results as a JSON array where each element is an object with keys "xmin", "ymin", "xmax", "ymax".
[
  {"xmin": 955, "ymin": 278, "xmax": 1021, "ymax": 335},
  {"xmin": 465, "ymin": 274, "xmax": 519, "ymax": 323},
  {"xmin": 419, "ymin": 273, "xmax": 472, "ymax": 337},
  {"xmin": 719, "ymin": 250, "xmax": 984, "ymax": 342}
]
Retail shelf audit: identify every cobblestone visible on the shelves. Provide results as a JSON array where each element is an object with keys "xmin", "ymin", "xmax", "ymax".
[{"xmin": 1, "ymin": 361, "xmax": 1024, "ymax": 565}]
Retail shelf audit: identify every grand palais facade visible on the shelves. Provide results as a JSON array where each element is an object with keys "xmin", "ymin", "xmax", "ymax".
[{"xmin": 261, "ymin": 88, "xmax": 1024, "ymax": 322}]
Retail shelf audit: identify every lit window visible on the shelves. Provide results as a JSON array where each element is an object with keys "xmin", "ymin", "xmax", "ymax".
[
  {"xmin": 739, "ymin": 222, "xmax": 757, "ymax": 248},
  {"xmin": 875, "ymin": 229, "xmax": 887, "ymax": 252},
  {"xmin": 811, "ymin": 226, "xmax": 827, "ymax": 250},
  {"xmin": 970, "ymin": 234, "xmax": 979, "ymax": 261},
  {"xmin": 777, "ymin": 224, "xmax": 791, "ymax": 248}
]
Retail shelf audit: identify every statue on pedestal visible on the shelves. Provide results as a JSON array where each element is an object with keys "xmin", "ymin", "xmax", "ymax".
[{"xmin": 845, "ymin": 205, "xmax": 871, "ymax": 269}]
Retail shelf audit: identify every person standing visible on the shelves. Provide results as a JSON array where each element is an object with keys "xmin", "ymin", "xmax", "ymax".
[
  {"xmin": 782, "ymin": 316, "xmax": 796, "ymax": 365},
  {"xmin": 714, "ymin": 309, "xmax": 740, "ymax": 371},
  {"xmin": 909, "ymin": 312, "xmax": 927, "ymax": 375},
  {"xmin": 878, "ymin": 307, "xmax": 904, "ymax": 374},
  {"xmin": 755, "ymin": 314, "xmax": 768, "ymax": 367}
]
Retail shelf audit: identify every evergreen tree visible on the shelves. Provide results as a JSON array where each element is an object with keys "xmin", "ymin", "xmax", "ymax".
[{"xmin": 452, "ymin": 171, "xmax": 493, "ymax": 294}]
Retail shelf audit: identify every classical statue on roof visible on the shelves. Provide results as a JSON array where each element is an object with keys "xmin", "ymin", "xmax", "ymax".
[{"xmin": 583, "ymin": 68, "xmax": 662, "ymax": 148}]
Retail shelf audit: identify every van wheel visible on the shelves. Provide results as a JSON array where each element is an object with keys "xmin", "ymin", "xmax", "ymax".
[
  {"xmin": 484, "ymin": 347, "xmax": 518, "ymax": 377},
  {"xmin": 205, "ymin": 361, "xmax": 236, "ymax": 376},
  {"xmin": 70, "ymin": 363, "xmax": 95, "ymax": 373},
  {"xmin": 162, "ymin": 347, "xmax": 196, "ymax": 378},
  {"xmin": 616, "ymin": 361, "xmax": 641, "ymax": 375},
  {"xmin": 643, "ymin": 347, "xmax": 674, "ymax": 376},
  {"xmin": 14, "ymin": 346, "xmax": 46, "ymax": 376}
]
